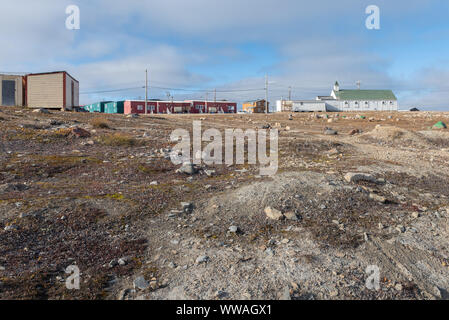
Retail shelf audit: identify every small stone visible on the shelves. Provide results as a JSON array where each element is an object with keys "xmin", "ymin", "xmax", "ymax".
[
  {"xmin": 150, "ymin": 279, "xmax": 158, "ymax": 290},
  {"xmin": 168, "ymin": 262, "xmax": 177, "ymax": 269},
  {"xmin": 177, "ymin": 162, "xmax": 197, "ymax": 175},
  {"xmin": 395, "ymin": 283, "xmax": 403, "ymax": 291},
  {"xmin": 369, "ymin": 193, "xmax": 387, "ymax": 203},
  {"xmin": 181, "ymin": 202, "xmax": 193, "ymax": 213},
  {"xmin": 411, "ymin": 212, "xmax": 420, "ymax": 219},
  {"xmin": 108, "ymin": 259, "xmax": 118, "ymax": 268},
  {"xmin": 196, "ymin": 255, "xmax": 209, "ymax": 264},
  {"xmin": 280, "ymin": 286, "xmax": 291, "ymax": 300},
  {"xmin": 324, "ymin": 128, "xmax": 338, "ymax": 135},
  {"xmin": 4, "ymin": 225, "xmax": 18, "ymax": 231},
  {"xmin": 118, "ymin": 258, "xmax": 128, "ymax": 266},
  {"xmin": 284, "ymin": 211, "xmax": 300, "ymax": 221},
  {"xmin": 281, "ymin": 239, "xmax": 290, "ymax": 244},
  {"xmin": 70, "ymin": 127, "xmax": 91, "ymax": 138},
  {"xmin": 133, "ymin": 276, "xmax": 150, "ymax": 290},
  {"xmin": 215, "ymin": 290, "xmax": 229, "ymax": 299},
  {"xmin": 363, "ymin": 232, "xmax": 369, "ymax": 242},
  {"xmin": 204, "ymin": 169, "xmax": 215, "ymax": 177},
  {"xmin": 0, "ymin": 266, "xmax": 5, "ymax": 271},
  {"xmin": 228, "ymin": 226, "xmax": 239, "ymax": 233},
  {"xmin": 150, "ymin": 181, "xmax": 158, "ymax": 185},
  {"xmin": 396, "ymin": 225, "xmax": 406, "ymax": 233},
  {"xmin": 264, "ymin": 207, "xmax": 284, "ymax": 220},
  {"xmin": 118, "ymin": 288, "xmax": 132, "ymax": 300},
  {"xmin": 265, "ymin": 248, "xmax": 274, "ymax": 256},
  {"xmin": 33, "ymin": 108, "xmax": 50, "ymax": 114}
]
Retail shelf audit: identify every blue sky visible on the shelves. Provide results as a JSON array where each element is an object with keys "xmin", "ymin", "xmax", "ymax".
[{"xmin": 1, "ymin": 0, "xmax": 449, "ymax": 110}]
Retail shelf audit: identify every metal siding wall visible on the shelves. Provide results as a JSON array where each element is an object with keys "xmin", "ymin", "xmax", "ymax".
[{"xmin": 0, "ymin": 75, "xmax": 23, "ymax": 106}]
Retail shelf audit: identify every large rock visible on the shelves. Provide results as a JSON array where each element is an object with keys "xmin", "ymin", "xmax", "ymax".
[
  {"xmin": 133, "ymin": 276, "xmax": 150, "ymax": 290},
  {"xmin": 265, "ymin": 207, "xmax": 284, "ymax": 220},
  {"xmin": 177, "ymin": 162, "xmax": 197, "ymax": 175},
  {"xmin": 32, "ymin": 108, "xmax": 50, "ymax": 114},
  {"xmin": 369, "ymin": 193, "xmax": 387, "ymax": 204},
  {"xmin": 70, "ymin": 127, "xmax": 91, "ymax": 138},
  {"xmin": 324, "ymin": 127, "xmax": 338, "ymax": 135},
  {"xmin": 284, "ymin": 211, "xmax": 300, "ymax": 221},
  {"xmin": 196, "ymin": 255, "xmax": 210, "ymax": 264},
  {"xmin": 344, "ymin": 172, "xmax": 377, "ymax": 183}
]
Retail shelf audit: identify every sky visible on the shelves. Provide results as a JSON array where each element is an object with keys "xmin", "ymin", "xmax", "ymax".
[{"xmin": 1, "ymin": 0, "xmax": 449, "ymax": 110}]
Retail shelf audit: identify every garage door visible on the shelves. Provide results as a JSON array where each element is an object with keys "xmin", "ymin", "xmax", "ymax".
[{"xmin": 2, "ymin": 80, "xmax": 15, "ymax": 106}]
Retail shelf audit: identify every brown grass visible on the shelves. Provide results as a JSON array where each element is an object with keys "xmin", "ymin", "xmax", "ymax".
[
  {"xmin": 98, "ymin": 133, "xmax": 138, "ymax": 147},
  {"xmin": 90, "ymin": 118, "xmax": 111, "ymax": 129}
]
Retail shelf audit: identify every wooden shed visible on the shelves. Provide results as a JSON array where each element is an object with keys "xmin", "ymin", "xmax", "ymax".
[{"xmin": 26, "ymin": 71, "xmax": 79, "ymax": 110}]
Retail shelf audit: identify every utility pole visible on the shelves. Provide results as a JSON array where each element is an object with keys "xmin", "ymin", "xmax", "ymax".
[
  {"xmin": 356, "ymin": 80, "xmax": 361, "ymax": 90},
  {"xmin": 214, "ymin": 88, "xmax": 216, "ymax": 103},
  {"xmin": 205, "ymin": 92, "xmax": 208, "ymax": 113},
  {"xmin": 265, "ymin": 74, "xmax": 269, "ymax": 114},
  {"xmin": 288, "ymin": 86, "xmax": 292, "ymax": 101},
  {"xmin": 145, "ymin": 69, "xmax": 148, "ymax": 115}
]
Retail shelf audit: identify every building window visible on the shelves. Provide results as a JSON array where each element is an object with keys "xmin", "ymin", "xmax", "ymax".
[
  {"xmin": 137, "ymin": 105, "xmax": 143, "ymax": 111},
  {"xmin": 365, "ymin": 101, "xmax": 368, "ymax": 105}
]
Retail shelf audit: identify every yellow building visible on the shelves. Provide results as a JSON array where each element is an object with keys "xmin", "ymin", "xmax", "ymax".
[{"xmin": 242, "ymin": 99, "xmax": 268, "ymax": 113}]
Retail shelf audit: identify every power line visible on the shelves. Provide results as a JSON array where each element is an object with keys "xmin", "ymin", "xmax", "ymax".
[
  {"xmin": 81, "ymin": 85, "xmax": 264, "ymax": 95},
  {"xmin": 80, "ymin": 86, "xmax": 145, "ymax": 94}
]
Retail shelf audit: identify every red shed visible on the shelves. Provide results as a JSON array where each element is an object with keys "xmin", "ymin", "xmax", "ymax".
[{"xmin": 124, "ymin": 100, "xmax": 158, "ymax": 114}]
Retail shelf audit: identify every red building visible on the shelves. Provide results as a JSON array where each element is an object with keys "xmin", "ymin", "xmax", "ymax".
[
  {"xmin": 124, "ymin": 100, "xmax": 158, "ymax": 114},
  {"xmin": 123, "ymin": 100, "xmax": 237, "ymax": 114},
  {"xmin": 186, "ymin": 101, "xmax": 237, "ymax": 114}
]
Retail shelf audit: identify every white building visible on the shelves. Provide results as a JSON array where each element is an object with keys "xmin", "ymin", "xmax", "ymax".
[
  {"xmin": 276, "ymin": 100, "xmax": 326, "ymax": 112},
  {"xmin": 277, "ymin": 81, "xmax": 398, "ymax": 112}
]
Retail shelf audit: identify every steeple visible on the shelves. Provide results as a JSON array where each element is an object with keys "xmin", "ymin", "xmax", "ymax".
[{"xmin": 333, "ymin": 81, "xmax": 340, "ymax": 92}]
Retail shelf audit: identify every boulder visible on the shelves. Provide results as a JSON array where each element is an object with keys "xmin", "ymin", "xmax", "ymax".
[
  {"xmin": 344, "ymin": 172, "xmax": 377, "ymax": 184},
  {"xmin": 265, "ymin": 207, "xmax": 284, "ymax": 220}
]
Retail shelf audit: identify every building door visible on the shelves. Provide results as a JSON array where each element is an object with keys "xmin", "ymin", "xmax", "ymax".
[{"xmin": 2, "ymin": 80, "xmax": 15, "ymax": 106}]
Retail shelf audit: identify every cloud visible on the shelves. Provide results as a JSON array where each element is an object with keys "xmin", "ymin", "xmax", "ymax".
[{"xmin": 1, "ymin": 1, "xmax": 449, "ymax": 109}]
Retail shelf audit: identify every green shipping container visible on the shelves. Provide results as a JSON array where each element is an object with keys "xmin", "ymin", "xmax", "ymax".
[
  {"xmin": 83, "ymin": 101, "xmax": 113, "ymax": 113},
  {"xmin": 104, "ymin": 101, "xmax": 125, "ymax": 114}
]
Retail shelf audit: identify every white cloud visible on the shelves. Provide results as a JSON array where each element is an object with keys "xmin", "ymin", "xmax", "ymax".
[{"xmin": 0, "ymin": 0, "xmax": 448, "ymax": 109}]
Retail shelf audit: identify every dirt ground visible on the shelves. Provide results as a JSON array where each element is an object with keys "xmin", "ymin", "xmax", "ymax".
[{"xmin": 1, "ymin": 106, "xmax": 449, "ymax": 300}]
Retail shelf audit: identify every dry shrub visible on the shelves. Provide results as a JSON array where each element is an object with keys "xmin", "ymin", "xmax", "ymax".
[
  {"xmin": 91, "ymin": 118, "xmax": 111, "ymax": 129},
  {"xmin": 99, "ymin": 133, "xmax": 138, "ymax": 147}
]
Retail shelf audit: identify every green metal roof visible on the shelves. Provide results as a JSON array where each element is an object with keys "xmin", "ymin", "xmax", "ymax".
[{"xmin": 335, "ymin": 90, "xmax": 397, "ymax": 101}]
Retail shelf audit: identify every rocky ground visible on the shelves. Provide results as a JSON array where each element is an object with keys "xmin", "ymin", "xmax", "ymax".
[{"xmin": 1, "ymin": 106, "xmax": 449, "ymax": 300}]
